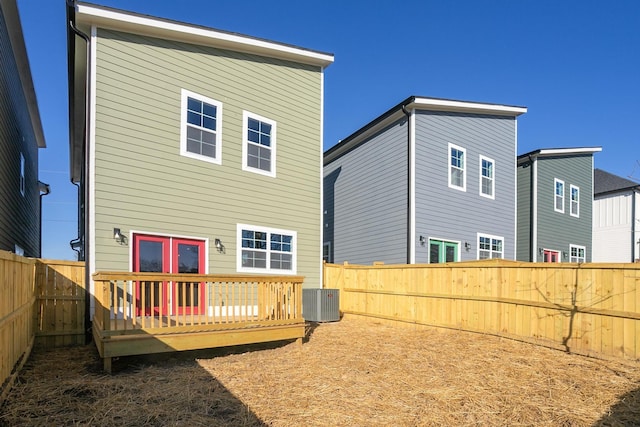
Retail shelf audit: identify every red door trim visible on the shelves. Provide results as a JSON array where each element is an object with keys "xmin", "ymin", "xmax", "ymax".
[
  {"xmin": 171, "ymin": 238, "xmax": 206, "ymax": 315},
  {"xmin": 133, "ymin": 234, "xmax": 170, "ymax": 316}
]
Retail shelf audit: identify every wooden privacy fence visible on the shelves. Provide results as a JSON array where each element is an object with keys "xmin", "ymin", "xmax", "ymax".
[
  {"xmin": 0, "ymin": 251, "xmax": 85, "ymax": 400},
  {"xmin": 35, "ymin": 259, "xmax": 86, "ymax": 348},
  {"xmin": 0, "ymin": 251, "xmax": 35, "ymax": 400},
  {"xmin": 324, "ymin": 259, "xmax": 640, "ymax": 361}
]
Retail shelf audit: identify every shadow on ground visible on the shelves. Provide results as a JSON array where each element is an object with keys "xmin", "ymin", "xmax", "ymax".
[
  {"xmin": 593, "ymin": 385, "xmax": 640, "ymax": 426},
  {"xmin": 1, "ymin": 322, "xmax": 324, "ymax": 426},
  {"xmin": 0, "ymin": 344, "xmax": 273, "ymax": 426}
]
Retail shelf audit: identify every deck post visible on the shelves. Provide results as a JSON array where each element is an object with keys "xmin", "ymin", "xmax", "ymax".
[{"xmin": 103, "ymin": 356, "xmax": 112, "ymax": 374}]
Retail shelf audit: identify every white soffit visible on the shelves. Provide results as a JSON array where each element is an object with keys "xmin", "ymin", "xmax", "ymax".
[
  {"xmin": 75, "ymin": 3, "xmax": 334, "ymax": 67},
  {"xmin": 411, "ymin": 97, "xmax": 527, "ymax": 116}
]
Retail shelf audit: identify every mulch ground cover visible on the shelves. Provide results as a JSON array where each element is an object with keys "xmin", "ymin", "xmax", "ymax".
[{"xmin": 2, "ymin": 316, "xmax": 640, "ymax": 426}]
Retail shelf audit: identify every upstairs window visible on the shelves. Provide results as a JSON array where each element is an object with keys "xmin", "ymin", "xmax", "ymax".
[
  {"xmin": 554, "ymin": 178, "xmax": 564, "ymax": 213},
  {"xmin": 180, "ymin": 89, "xmax": 222, "ymax": 164},
  {"xmin": 243, "ymin": 111, "xmax": 276, "ymax": 177},
  {"xmin": 20, "ymin": 153, "xmax": 25, "ymax": 196},
  {"xmin": 570, "ymin": 245, "xmax": 585, "ymax": 263},
  {"xmin": 570, "ymin": 185, "xmax": 580, "ymax": 217},
  {"xmin": 479, "ymin": 155, "xmax": 495, "ymax": 199},
  {"xmin": 448, "ymin": 143, "xmax": 466, "ymax": 191}
]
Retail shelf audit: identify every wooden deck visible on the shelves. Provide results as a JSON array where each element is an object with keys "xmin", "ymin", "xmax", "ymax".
[{"xmin": 92, "ymin": 272, "xmax": 305, "ymax": 372}]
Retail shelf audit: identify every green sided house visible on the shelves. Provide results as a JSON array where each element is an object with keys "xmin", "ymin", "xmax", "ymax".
[{"xmin": 66, "ymin": 2, "xmax": 333, "ymax": 369}]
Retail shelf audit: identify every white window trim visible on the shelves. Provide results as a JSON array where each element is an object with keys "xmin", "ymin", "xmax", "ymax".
[
  {"xmin": 477, "ymin": 233, "xmax": 504, "ymax": 260},
  {"xmin": 569, "ymin": 244, "xmax": 586, "ymax": 263},
  {"xmin": 554, "ymin": 178, "xmax": 565, "ymax": 213},
  {"xmin": 237, "ymin": 223, "xmax": 296, "ymax": 274},
  {"xmin": 20, "ymin": 153, "xmax": 25, "ymax": 196},
  {"xmin": 448, "ymin": 143, "xmax": 466, "ymax": 192},
  {"xmin": 570, "ymin": 184, "xmax": 580, "ymax": 218},
  {"xmin": 179, "ymin": 89, "xmax": 223, "ymax": 165},
  {"xmin": 479, "ymin": 155, "xmax": 495, "ymax": 200},
  {"xmin": 14, "ymin": 244, "xmax": 24, "ymax": 256},
  {"xmin": 242, "ymin": 110, "xmax": 277, "ymax": 177}
]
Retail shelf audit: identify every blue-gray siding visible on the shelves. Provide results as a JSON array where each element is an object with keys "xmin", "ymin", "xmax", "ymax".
[
  {"xmin": 324, "ymin": 119, "xmax": 408, "ymax": 264},
  {"xmin": 0, "ymin": 5, "xmax": 40, "ymax": 256},
  {"xmin": 414, "ymin": 111, "xmax": 516, "ymax": 262}
]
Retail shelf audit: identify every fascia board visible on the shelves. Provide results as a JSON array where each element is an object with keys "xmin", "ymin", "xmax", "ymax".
[
  {"xmin": 410, "ymin": 97, "xmax": 527, "ymax": 116},
  {"xmin": 536, "ymin": 147, "xmax": 603, "ymax": 156},
  {"xmin": 75, "ymin": 3, "xmax": 334, "ymax": 67}
]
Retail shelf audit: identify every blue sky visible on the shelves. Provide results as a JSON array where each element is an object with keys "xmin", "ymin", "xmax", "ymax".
[{"xmin": 17, "ymin": 0, "xmax": 640, "ymax": 260}]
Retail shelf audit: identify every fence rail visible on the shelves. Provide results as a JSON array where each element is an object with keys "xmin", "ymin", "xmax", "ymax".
[{"xmin": 324, "ymin": 259, "xmax": 640, "ymax": 360}]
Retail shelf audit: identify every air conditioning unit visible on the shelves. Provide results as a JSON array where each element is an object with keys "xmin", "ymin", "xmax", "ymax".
[{"xmin": 302, "ymin": 288, "xmax": 340, "ymax": 322}]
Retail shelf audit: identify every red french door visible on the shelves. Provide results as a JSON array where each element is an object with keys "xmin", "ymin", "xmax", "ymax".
[
  {"xmin": 133, "ymin": 234, "xmax": 205, "ymax": 316},
  {"xmin": 543, "ymin": 249, "xmax": 560, "ymax": 263},
  {"xmin": 172, "ymin": 238, "xmax": 206, "ymax": 315},
  {"xmin": 133, "ymin": 235, "xmax": 169, "ymax": 316}
]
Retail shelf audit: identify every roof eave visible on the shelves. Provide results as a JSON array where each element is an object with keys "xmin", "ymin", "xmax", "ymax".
[
  {"xmin": 518, "ymin": 147, "xmax": 603, "ymax": 163},
  {"xmin": 2, "ymin": 0, "xmax": 46, "ymax": 148},
  {"xmin": 325, "ymin": 96, "xmax": 527, "ymax": 165},
  {"xmin": 75, "ymin": 2, "xmax": 335, "ymax": 68}
]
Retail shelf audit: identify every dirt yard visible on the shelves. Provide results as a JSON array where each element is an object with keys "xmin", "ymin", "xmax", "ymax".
[{"xmin": 2, "ymin": 316, "xmax": 640, "ymax": 426}]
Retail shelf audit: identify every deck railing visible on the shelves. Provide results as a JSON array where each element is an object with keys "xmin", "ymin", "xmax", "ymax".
[{"xmin": 93, "ymin": 272, "xmax": 304, "ymax": 335}]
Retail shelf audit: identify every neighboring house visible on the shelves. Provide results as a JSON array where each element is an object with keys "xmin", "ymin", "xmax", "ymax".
[
  {"xmin": 67, "ymin": 2, "xmax": 333, "ymax": 312},
  {"xmin": 0, "ymin": 0, "xmax": 47, "ymax": 257},
  {"xmin": 516, "ymin": 147, "xmax": 601, "ymax": 263},
  {"xmin": 592, "ymin": 169, "xmax": 640, "ymax": 263},
  {"xmin": 324, "ymin": 96, "xmax": 526, "ymax": 265}
]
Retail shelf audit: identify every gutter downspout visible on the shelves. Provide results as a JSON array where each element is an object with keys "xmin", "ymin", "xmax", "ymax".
[
  {"xmin": 529, "ymin": 154, "xmax": 538, "ymax": 262},
  {"xmin": 67, "ymin": 0, "xmax": 92, "ymax": 343},
  {"xmin": 402, "ymin": 104, "xmax": 412, "ymax": 264},
  {"xmin": 38, "ymin": 181, "xmax": 50, "ymax": 258},
  {"xmin": 633, "ymin": 190, "xmax": 637, "ymax": 262}
]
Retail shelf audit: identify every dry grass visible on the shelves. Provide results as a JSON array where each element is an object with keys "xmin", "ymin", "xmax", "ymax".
[{"xmin": 2, "ymin": 316, "xmax": 640, "ymax": 426}]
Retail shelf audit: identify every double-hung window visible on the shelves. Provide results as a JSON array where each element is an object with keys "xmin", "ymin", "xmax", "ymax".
[
  {"xmin": 180, "ymin": 89, "xmax": 222, "ymax": 164},
  {"xmin": 478, "ymin": 234, "xmax": 504, "ymax": 259},
  {"xmin": 569, "ymin": 245, "xmax": 586, "ymax": 263},
  {"xmin": 242, "ymin": 111, "xmax": 276, "ymax": 177},
  {"xmin": 19, "ymin": 153, "xmax": 25, "ymax": 196},
  {"xmin": 237, "ymin": 224, "xmax": 295, "ymax": 273},
  {"xmin": 479, "ymin": 155, "xmax": 495, "ymax": 199},
  {"xmin": 570, "ymin": 185, "xmax": 579, "ymax": 217},
  {"xmin": 448, "ymin": 143, "xmax": 466, "ymax": 191},
  {"xmin": 554, "ymin": 178, "xmax": 564, "ymax": 213}
]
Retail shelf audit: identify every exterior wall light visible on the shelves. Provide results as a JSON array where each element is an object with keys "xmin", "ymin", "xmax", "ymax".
[
  {"xmin": 215, "ymin": 238, "xmax": 225, "ymax": 253},
  {"xmin": 113, "ymin": 228, "xmax": 126, "ymax": 244}
]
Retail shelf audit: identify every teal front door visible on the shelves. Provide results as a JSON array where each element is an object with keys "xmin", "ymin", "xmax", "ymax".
[{"xmin": 429, "ymin": 239, "xmax": 458, "ymax": 263}]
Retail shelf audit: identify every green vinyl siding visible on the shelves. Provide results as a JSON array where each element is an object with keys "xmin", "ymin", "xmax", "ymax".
[
  {"xmin": 535, "ymin": 155, "xmax": 593, "ymax": 262},
  {"xmin": 516, "ymin": 161, "xmax": 532, "ymax": 261},
  {"xmin": 92, "ymin": 29, "xmax": 323, "ymax": 287}
]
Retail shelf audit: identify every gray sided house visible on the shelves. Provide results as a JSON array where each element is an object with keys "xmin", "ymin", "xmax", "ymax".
[
  {"xmin": 0, "ymin": 0, "xmax": 46, "ymax": 257},
  {"xmin": 324, "ymin": 96, "xmax": 526, "ymax": 265},
  {"xmin": 516, "ymin": 147, "xmax": 601, "ymax": 263},
  {"xmin": 592, "ymin": 169, "xmax": 640, "ymax": 263},
  {"xmin": 67, "ymin": 2, "xmax": 333, "ymax": 311}
]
